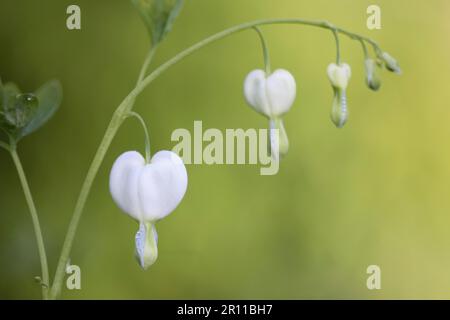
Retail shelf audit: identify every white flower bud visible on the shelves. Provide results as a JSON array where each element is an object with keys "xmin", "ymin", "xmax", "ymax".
[
  {"xmin": 381, "ymin": 52, "xmax": 401, "ymax": 74},
  {"xmin": 364, "ymin": 59, "xmax": 381, "ymax": 91}
]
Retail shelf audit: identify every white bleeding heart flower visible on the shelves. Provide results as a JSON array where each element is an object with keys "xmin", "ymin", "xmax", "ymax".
[
  {"xmin": 327, "ymin": 63, "xmax": 351, "ymax": 90},
  {"xmin": 109, "ymin": 150, "xmax": 188, "ymax": 269},
  {"xmin": 327, "ymin": 63, "xmax": 352, "ymax": 128},
  {"xmin": 244, "ymin": 69, "xmax": 296, "ymax": 118},
  {"xmin": 244, "ymin": 69, "xmax": 296, "ymax": 158}
]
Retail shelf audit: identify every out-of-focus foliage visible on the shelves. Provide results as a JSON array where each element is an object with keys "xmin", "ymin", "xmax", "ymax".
[{"xmin": 131, "ymin": 0, "xmax": 184, "ymax": 46}]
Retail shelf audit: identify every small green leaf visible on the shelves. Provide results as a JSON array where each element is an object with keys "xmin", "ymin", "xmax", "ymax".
[
  {"xmin": 2, "ymin": 82, "xmax": 20, "ymax": 114},
  {"xmin": 132, "ymin": 0, "xmax": 184, "ymax": 46},
  {"xmin": 2, "ymin": 82, "xmax": 24, "ymax": 130},
  {"xmin": 4, "ymin": 93, "xmax": 39, "ymax": 128},
  {"xmin": 0, "ymin": 79, "xmax": 62, "ymax": 142},
  {"xmin": 2, "ymin": 83, "xmax": 22, "ymax": 136},
  {"xmin": 17, "ymin": 80, "xmax": 62, "ymax": 140}
]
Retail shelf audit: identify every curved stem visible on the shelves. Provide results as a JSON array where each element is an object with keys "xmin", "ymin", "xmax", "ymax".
[
  {"xmin": 330, "ymin": 27, "xmax": 341, "ymax": 64},
  {"xmin": 49, "ymin": 18, "xmax": 384, "ymax": 299},
  {"xmin": 253, "ymin": 27, "xmax": 271, "ymax": 74},
  {"xmin": 359, "ymin": 39, "xmax": 369, "ymax": 59},
  {"xmin": 131, "ymin": 18, "xmax": 382, "ymax": 102},
  {"xmin": 127, "ymin": 111, "xmax": 151, "ymax": 163},
  {"xmin": 49, "ymin": 48, "xmax": 157, "ymax": 299},
  {"xmin": 137, "ymin": 45, "xmax": 158, "ymax": 85},
  {"xmin": 10, "ymin": 144, "xmax": 49, "ymax": 299},
  {"xmin": 49, "ymin": 108, "xmax": 126, "ymax": 299}
]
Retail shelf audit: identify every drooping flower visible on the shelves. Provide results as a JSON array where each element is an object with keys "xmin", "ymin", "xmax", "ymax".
[
  {"xmin": 244, "ymin": 69, "xmax": 296, "ymax": 158},
  {"xmin": 364, "ymin": 58, "xmax": 381, "ymax": 91},
  {"xmin": 327, "ymin": 63, "xmax": 351, "ymax": 128},
  {"xmin": 109, "ymin": 150, "xmax": 188, "ymax": 269},
  {"xmin": 380, "ymin": 52, "xmax": 401, "ymax": 74}
]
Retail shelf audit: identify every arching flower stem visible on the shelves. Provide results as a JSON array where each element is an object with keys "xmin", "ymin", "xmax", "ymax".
[
  {"xmin": 252, "ymin": 27, "xmax": 271, "ymax": 75},
  {"xmin": 127, "ymin": 111, "xmax": 152, "ymax": 163}
]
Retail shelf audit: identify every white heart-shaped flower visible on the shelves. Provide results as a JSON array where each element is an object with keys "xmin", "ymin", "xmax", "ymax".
[
  {"xmin": 244, "ymin": 69, "xmax": 296, "ymax": 118},
  {"xmin": 327, "ymin": 63, "xmax": 351, "ymax": 90},
  {"xmin": 327, "ymin": 63, "xmax": 352, "ymax": 128},
  {"xmin": 109, "ymin": 150, "xmax": 188, "ymax": 222}
]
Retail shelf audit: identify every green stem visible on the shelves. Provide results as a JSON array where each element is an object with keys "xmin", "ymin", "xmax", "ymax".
[
  {"xmin": 49, "ymin": 106, "xmax": 127, "ymax": 299},
  {"xmin": 49, "ymin": 18, "xmax": 384, "ymax": 299},
  {"xmin": 49, "ymin": 49, "xmax": 157, "ymax": 299},
  {"xmin": 360, "ymin": 39, "xmax": 369, "ymax": 59},
  {"xmin": 253, "ymin": 27, "xmax": 271, "ymax": 74},
  {"xmin": 330, "ymin": 27, "xmax": 341, "ymax": 64},
  {"xmin": 127, "ymin": 111, "xmax": 151, "ymax": 163},
  {"xmin": 10, "ymin": 144, "xmax": 49, "ymax": 299},
  {"xmin": 137, "ymin": 45, "xmax": 158, "ymax": 85},
  {"xmin": 131, "ymin": 19, "xmax": 382, "ymax": 102}
]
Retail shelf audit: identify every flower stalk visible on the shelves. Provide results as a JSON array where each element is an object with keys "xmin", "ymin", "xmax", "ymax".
[
  {"xmin": 9, "ymin": 142, "xmax": 49, "ymax": 299},
  {"xmin": 253, "ymin": 27, "xmax": 271, "ymax": 75},
  {"xmin": 127, "ymin": 111, "xmax": 152, "ymax": 163}
]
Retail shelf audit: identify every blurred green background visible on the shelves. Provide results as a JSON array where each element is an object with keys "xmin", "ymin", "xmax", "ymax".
[{"xmin": 0, "ymin": 0, "xmax": 449, "ymax": 299}]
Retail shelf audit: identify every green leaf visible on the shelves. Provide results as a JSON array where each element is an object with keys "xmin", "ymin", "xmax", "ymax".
[
  {"xmin": 132, "ymin": 0, "xmax": 184, "ymax": 46},
  {"xmin": 1, "ymin": 82, "xmax": 21, "ymax": 135},
  {"xmin": 4, "ymin": 93, "xmax": 39, "ymax": 128},
  {"xmin": 2, "ymin": 82, "xmax": 20, "ymax": 113},
  {"xmin": 0, "ymin": 79, "xmax": 62, "ymax": 142},
  {"xmin": 17, "ymin": 80, "xmax": 62, "ymax": 140}
]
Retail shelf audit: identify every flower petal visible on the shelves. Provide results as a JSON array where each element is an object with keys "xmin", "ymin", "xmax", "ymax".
[
  {"xmin": 138, "ymin": 151, "xmax": 188, "ymax": 221},
  {"xmin": 266, "ymin": 69, "xmax": 297, "ymax": 116},
  {"xmin": 243, "ymin": 69, "xmax": 271, "ymax": 116},
  {"xmin": 135, "ymin": 222, "xmax": 158, "ymax": 269},
  {"xmin": 327, "ymin": 63, "xmax": 351, "ymax": 90},
  {"xmin": 109, "ymin": 151, "xmax": 145, "ymax": 221}
]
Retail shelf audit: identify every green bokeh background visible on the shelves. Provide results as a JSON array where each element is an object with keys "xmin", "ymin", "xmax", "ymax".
[{"xmin": 0, "ymin": 0, "xmax": 448, "ymax": 299}]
